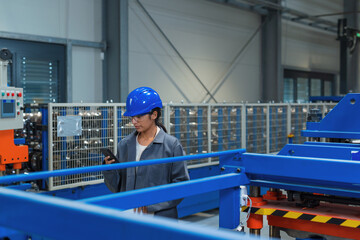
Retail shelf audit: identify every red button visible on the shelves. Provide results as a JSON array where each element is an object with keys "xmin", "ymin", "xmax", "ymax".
[
  {"xmin": 17, "ymin": 112, "xmax": 20, "ymax": 115},
  {"xmin": 11, "ymin": 93, "xmax": 14, "ymax": 97},
  {"xmin": 6, "ymin": 93, "xmax": 9, "ymax": 96},
  {"xmin": 17, "ymin": 93, "xmax": 22, "ymax": 97}
]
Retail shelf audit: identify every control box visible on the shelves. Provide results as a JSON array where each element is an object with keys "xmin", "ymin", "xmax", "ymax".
[{"xmin": 0, "ymin": 86, "xmax": 24, "ymax": 130}]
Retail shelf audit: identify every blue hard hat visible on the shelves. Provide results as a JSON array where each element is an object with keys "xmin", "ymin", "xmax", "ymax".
[{"xmin": 123, "ymin": 87, "xmax": 163, "ymax": 116}]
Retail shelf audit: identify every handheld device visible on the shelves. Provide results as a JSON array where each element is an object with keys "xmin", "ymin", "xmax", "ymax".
[{"xmin": 100, "ymin": 148, "xmax": 118, "ymax": 162}]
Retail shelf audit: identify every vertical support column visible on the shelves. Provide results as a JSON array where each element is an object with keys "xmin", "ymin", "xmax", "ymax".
[
  {"xmin": 113, "ymin": 106, "xmax": 118, "ymax": 153},
  {"xmin": 101, "ymin": 108, "xmax": 108, "ymax": 147},
  {"xmin": 262, "ymin": 0, "xmax": 282, "ymax": 102},
  {"xmin": 197, "ymin": 108, "xmax": 203, "ymax": 154},
  {"xmin": 66, "ymin": 41, "xmax": 72, "ymax": 102},
  {"xmin": 218, "ymin": 108, "xmax": 223, "ymax": 151},
  {"xmin": 267, "ymin": 105, "xmax": 270, "ymax": 153},
  {"xmin": 104, "ymin": 0, "xmax": 129, "ymax": 102},
  {"xmin": 174, "ymin": 107, "xmax": 180, "ymax": 140},
  {"xmin": 345, "ymin": 0, "xmax": 359, "ymax": 94},
  {"xmin": 236, "ymin": 107, "xmax": 241, "ymax": 149},
  {"xmin": 282, "ymin": 106, "xmax": 287, "ymax": 147},
  {"xmin": 60, "ymin": 108, "xmax": 67, "ymax": 185},
  {"xmin": 117, "ymin": 106, "xmax": 122, "ymax": 144},
  {"xmin": 227, "ymin": 107, "xmax": 232, "ymax": 149},
  {"xmin": 186, "ymin": 108, "xmax": 190, "ymax": 155},
  {"xmin": 287, "ymin": 104, "xmax": 292, "ymax": 136},
  {"xmin": 219, "ymin": 187, "xmax": 240, "ymax": 229},
  {"xmin": 163, "ymin": 104, "xmax": 171, "ymax": 134},
  {"xmin": 48, "ymin": 104, "xmax": 53, "ymax": 190},
  {"xmin": 207, "ymin": 105, "xmax": 211, "ymax": 155},
  {"xmin": 253, "ymin": 107, "xmax": 257, "ymax": 152},
  {"xmin": 41, "ymin": 107, "xmax": 49, "ymax": 189},
  {"xmin": 241, "ymin": 105, "xmax": 246, "ymax": 149},
  {"xmin": 219, "ymin": 153, "xmax": 240, "ymax": 229}
]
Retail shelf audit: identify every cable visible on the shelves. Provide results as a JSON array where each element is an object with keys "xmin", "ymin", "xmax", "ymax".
[
  {"xmin": 236, "ymin": 195, "xmax": 252, "ymax": 231},
  {"xmin": 240, "ymin": 195, "xmax": 252, "ymax": 226}
]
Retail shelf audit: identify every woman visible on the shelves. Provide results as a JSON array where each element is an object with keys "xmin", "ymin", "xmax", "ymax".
[{"xmin": 103, "ymin": 87, "xmax": 189, "ymax": 219}]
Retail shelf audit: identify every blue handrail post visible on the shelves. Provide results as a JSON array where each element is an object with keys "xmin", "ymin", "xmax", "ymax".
[
  {"xmin": 41, "ymin": 107, "xmax": 48, "ymax": 189},
  {"xmin": 218, "ymin": 153, "xmax": 240, "ymax": 229}
]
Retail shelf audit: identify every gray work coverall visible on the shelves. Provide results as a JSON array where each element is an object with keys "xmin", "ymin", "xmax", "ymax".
[{"xmin": 103, "ymin": 128, "xmax": 190, "ymax": 218}]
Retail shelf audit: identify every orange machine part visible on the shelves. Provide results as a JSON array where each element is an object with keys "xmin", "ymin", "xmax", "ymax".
[
  {"xmin": 247, "ymin": 197, "xmax": 267, "ymax": 229},
  {"xmin": 268, "ymin": 215, "xmax": 360, "ymax": 239},
  {"xmin": 0, "ymin": 130, "xmax": 28, "ymax": 171},
  {"xmin": 263, "ymin": 190, "xmax": 286, "ymax": 201}
]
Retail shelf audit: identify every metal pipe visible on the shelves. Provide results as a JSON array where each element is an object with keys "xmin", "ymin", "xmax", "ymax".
[
  {"xmin": 249, "ymin": 229, "xmax": 261, "ymax": 236},
  {"xmin": 0, "ymin": 149, "xmax": 245, "ymax": 184},
  {"xmin": 269, "ymin": 225, "xmax": 280, "ymax": 238},
  {"xmin": 15, "ymin": 169, "xmax": 20, "ymax": 175},
  {"xmin": 0, "ymin": 171, "xmax": 3, "ymax": 177},
  {"xmin": 250, "ymin": 186, "xmax": 260, "ymax": 197}
]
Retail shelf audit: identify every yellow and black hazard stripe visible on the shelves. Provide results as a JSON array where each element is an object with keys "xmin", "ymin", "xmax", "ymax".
[{"xmin": 241, "ymin": 206, "xmax": 360, "ymax": 228}]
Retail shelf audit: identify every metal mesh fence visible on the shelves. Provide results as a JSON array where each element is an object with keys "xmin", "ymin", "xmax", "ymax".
[
  {"xmin": 291, "ymin": 105, "xmax": 308, "ymax": 144},
  {"xmin": 210, "ymin": 105, "xmax": 242, "ymax": 152},
  {"xmin": 246, "ymin": 105, "xmax": 267, "ymax": 153},
  {"xmin": 269, "ymin": 105, "xmax": 288, "ymax": 153},
  {"xmin": 169, "ymin": 105, "xmax": 209, "ymax": 165},
  {"xmin": 49, "ymin": 104, "xmax": 118, "ymax": 190},
  {"xmin": 47, "ymin": 102, "xmax": 338, "ymax": 190}
]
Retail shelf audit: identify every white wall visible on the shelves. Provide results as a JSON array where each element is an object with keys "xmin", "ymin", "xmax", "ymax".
[
  {"xmin": 129, "ymin": 0, "xmax": 262, "ymax": 103},
  {"xmin": 282, "ymin": 0, "xmax": 342, "ymax": 72},
  {"xmin": 0, "ymin": 0, "xmax": 103, "ymax": 102}
]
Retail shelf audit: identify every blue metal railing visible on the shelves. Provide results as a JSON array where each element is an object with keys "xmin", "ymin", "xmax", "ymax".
[
  {"xmin": 0, "ymin": 149, "xmax": 245, "ymax": 185},
  {"xmin": 0, "ymin": 149, "xmax": 250, "ymax": 239}
]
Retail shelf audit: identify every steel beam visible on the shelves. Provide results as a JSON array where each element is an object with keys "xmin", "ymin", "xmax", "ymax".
[
  {"xmin": 0, "ymin": 188, "xmax": 250, "ymax": 240},
  {"xmin": 242, "ymin": 152, "xmax": 360, "ymax": 194},
  {"xmin": 83, "ymin": 173, "xmax": 243, "ymax": 209},
  {"xmin": 277, "ymin": 144, "xmax": 360, "ymax": 160},
  {"xmin": 0, "ymin": 31, "xmax": 105, "ymax": 49},
  {"xmin": 0, "ymin": 149, "xmax": 245, "ymax": 184}
]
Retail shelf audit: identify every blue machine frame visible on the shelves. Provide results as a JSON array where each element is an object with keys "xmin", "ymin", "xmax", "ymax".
[{"xmin": 303, "ymin": 93, "xmax": 360, "ymax": 138}]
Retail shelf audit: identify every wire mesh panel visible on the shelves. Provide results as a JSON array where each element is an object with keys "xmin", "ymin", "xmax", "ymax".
[
  {"xmin": 210, "ymin": 105, "xmax": 242, "ymax": 152},
  {"xmin": 46, "ymin": 101, "xmax": 340, "ymax": 190},
  {"xmin": 324, "ymin": 103, "xmax": 337, "ymax": 116},
  {"xmin": 169, "ymin": 105, "xmax": 209, "ymax": 166},
  {"xmin": 49, "ymin": 104, "xmax": 117, "ymax": 190},
  {"xmin": 116, "ymin": 105, "xmax": 135, "ymax": 143},
  {"xmin": 269, "ymin": 105, "xmax": 288, "ymax": 153},
  {"xmin": 290, "ymin": 104, "xmax": 308, "ymax": 144},
  {"xmin": 246, "ymin": 105, "xmax": 267, "ymax": 153}
]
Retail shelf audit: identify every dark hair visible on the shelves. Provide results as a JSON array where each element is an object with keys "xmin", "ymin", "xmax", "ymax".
[{"xmin": 150, "ymin": 107, "xmax": 167, "ymax": 133}]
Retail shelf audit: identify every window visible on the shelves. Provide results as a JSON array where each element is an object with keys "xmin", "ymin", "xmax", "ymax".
[
  {"xmin": 0, "ymin": 38, "xmax": 66, "ymax": 103},
  {"xmin": 283, "ymin": 69, "xmax": 335, "ymax": 103},
  {"xmin": 284, "ymin": 78, "xmax": 294, "ymax": 103}
]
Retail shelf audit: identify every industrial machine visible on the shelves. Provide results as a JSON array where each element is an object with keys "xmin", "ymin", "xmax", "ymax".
[
  {"xmin": 0, "ymin": 48, "xmax": 28, "ymax": 176},
  {"xmin": 240, "ymin": 93, "xmax": 360, "ymax": 239}
]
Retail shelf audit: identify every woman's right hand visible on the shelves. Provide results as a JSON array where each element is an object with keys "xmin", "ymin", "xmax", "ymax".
[{"xmin": 104, "ymin": 156, "xmax": 116, "ymax": 164}]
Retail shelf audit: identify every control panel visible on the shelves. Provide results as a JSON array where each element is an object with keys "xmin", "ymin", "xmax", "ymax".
[
  {"xmin": 0, "ymin": 49, "xmax": 25, "ymax": 130},
  {"xmin": 0, "ymin": 87, "xmax": 24, "ymax": 130}
]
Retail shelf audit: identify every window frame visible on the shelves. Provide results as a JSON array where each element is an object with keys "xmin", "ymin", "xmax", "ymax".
[{"xmin": 284, "ymin": 69, "xmax": 335, "ymax": 103}]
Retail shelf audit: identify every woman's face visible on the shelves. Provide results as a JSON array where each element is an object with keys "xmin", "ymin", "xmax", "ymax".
[{"xmin": 131, "ymin": 111, "xmax": 157, "ymax": 133}]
